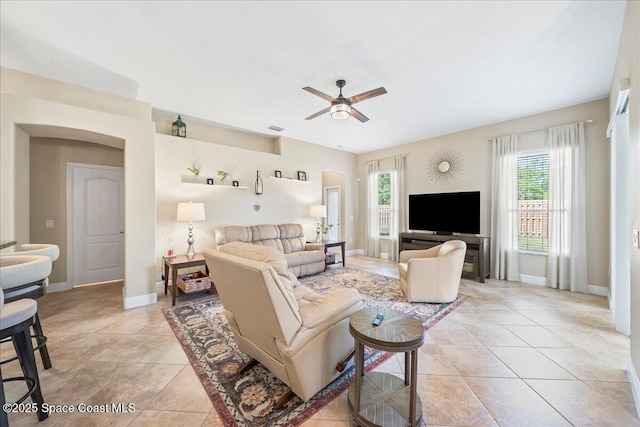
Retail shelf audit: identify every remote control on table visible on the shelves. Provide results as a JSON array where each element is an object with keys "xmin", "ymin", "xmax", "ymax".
[{"xmin": 372, "ymin": 313, "xmax": 384, "ymax": 326}]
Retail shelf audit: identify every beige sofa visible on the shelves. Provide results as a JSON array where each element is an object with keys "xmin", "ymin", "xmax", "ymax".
[
  {"xmin": 214, "ymin": 224, "xmax": 325, "ymax": 277},
  {"xmin": 398, "ymin": 240, "xmax": 467, "ymax": 303},
  {"xmin": 203, "ymin": 242, "xmax": 362, "ymax": 402}
]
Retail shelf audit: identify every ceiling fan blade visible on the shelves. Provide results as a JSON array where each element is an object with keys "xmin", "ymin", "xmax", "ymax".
[
  {"xmin": 350, "ymin": 107, "xmax": 369, "ymax": 123},
  {"xmin": 348, "ymin": 87, "xmax": 387, "ymax": 105},
  {"xmin": 302, "ymin": 87, "xmax": 335, "ymax": 102},
  {"xmin": 305, "ymin": 107, "xmax": 331, "ymax": 120}
]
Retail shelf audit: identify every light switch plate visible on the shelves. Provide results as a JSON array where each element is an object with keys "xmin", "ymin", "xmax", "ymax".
[
  {"xmin": 633, "ymin": 229, "xmax": 639, "ymax": 248},
  {"xmin": 45, "ymin": 219, "xmax": 54, "ymax": 229}
]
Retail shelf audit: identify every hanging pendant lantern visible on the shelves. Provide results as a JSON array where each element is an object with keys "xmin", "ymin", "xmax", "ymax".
[
  {"xmin": 255, "ymin": 170, "xmax": 263, "ymax": 195},
  {"xmin": 172, "ymin": 115, "xmax": 187, "ymax": 138}
]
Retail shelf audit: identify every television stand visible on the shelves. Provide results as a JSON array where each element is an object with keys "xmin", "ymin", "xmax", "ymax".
[{"xmin": 399, "ymin": 232, "xmax": 490, "ymax": 283}]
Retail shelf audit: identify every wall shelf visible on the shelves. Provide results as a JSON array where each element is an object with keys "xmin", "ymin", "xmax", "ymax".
[
  {"xmin": 181, "ymin": 176, "xmax": 248, "ymax": 189},
  {"xmin": 268, "ymin": 176, "xmax": 311, "ymax": 183}
]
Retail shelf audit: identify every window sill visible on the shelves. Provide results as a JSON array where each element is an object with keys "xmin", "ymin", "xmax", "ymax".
[{"xmin": 519, "ymin": 250, "xmax": 547, "ymax": 256}]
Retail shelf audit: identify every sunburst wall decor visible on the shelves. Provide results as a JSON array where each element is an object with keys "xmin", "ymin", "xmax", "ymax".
[{"xmin": 427, "ymin": 148, "xmax": 464, "ymax": 184}]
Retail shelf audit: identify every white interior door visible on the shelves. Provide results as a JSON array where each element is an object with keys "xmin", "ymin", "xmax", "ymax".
[
  {"xmin": 68, "ymin": 163, "xmax": 124, "ymax": 286},
  {"xmin": 325, "ymin": 186, "xmax": 340, "ymax": 242}
]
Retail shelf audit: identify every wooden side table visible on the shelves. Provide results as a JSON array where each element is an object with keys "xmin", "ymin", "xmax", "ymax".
[
  {"xmin": 323, "ymin": 240, "xmax": 346, "ymax": 267},
  {"xmin": 348, "ymin": 307, "xmax": 425, "ymax": 427},
  {"xmin": 163, "ymin": 254, "xmax": 209, "ymax": 306}
]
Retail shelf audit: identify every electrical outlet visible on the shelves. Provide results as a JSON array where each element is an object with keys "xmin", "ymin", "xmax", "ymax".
[
  {"xmin": 45, "ymin": 220, "xmax": 54, "ymax": 228},
  {"xmin": 633, "ymin": 229, "xmax": 639, "ymax": 248}
]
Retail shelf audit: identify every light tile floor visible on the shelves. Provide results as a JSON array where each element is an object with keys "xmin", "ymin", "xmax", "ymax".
[{"xmin": 2, "ymin": 255, "xmax": 639, "ymax": 426}]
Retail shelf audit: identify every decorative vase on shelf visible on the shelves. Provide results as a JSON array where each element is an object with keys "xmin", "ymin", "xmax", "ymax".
[
  {"xmin": 255, "ymin": 170, "xmax": 263, "ymax": 195},
  {"xmin": 218, "ymin": 171, "xmax": 228, "ymax": 185},
  {"xmin": 187, "ymin": 166, "xmax": 200, "ymax": 183}
]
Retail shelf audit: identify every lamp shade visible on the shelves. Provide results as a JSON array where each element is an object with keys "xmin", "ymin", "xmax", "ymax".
[
  {"xmin": 177, "ymin": 202, "xmax": 205, "ymax": 221},
  {"xmin": 309, "ymin": 205, "xmax": 327, "ymax": 218},
  {"xmin": 330, "ymin": 104, "xmax": 351, "ymax": 120}
]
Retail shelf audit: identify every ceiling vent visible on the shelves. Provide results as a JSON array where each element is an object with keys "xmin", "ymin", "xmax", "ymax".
[{"xmin": 268, "ymin": 125, "xmax": 284, "ymax": 132}]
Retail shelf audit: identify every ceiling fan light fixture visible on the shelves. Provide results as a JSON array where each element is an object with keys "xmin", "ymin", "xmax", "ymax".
[
  {"xmin": 303, "ymin": 79, "xmax": 385, "ymax": 123},
  {"xmin": 330, "ymin": 104, "xmax": 351, "ymax": 120}
]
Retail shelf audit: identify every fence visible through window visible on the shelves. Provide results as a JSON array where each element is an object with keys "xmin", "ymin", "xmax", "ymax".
[
  {"xmin": 379, "ymin": 205, "xmax": 390, "ymax": 236},
  {"xmin": 518, "ymin": 199, "xmax": 548, "ymax": 252}
]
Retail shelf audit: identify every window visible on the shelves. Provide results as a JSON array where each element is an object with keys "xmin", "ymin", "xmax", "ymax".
[
  {"xmin": 377, "ymin": 172, "xmax": 390, "ymax": 237},
  {"xmin": 518, "ymin": 152, "xmax": 548, "ymax": 252}
]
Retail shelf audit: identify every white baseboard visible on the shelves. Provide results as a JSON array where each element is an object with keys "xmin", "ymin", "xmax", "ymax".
[
  {"xmin": 518, "ymin": 275, "xmax": 610, "ymax": 296},
  {"xmin": 156, "ymin": 281, "xmax": 165, "ymax": 292},
  {"xmin": 587, "ymin": 284, "xmax": 608, "ymax": 297},
  {"xmin": 47, "ymin": 281, "xmax": 72, "ymax": 293},
  {"xmin": 346, "ymin": 249, "xmax": 364, "ymax": 256},
  {"xmin": 520, "ymin": 274, "xmax": 547, "ymax": 286},
  {"xmin": 123, "ymin": 292, "xmax": 157, "ymax": 309},
  {"xmin": 627, "ymin": 358, "xmax": 640, "ymax": 418},
  {"xmin": 609, "ymin": 289, "xmax": 614, "ymax": 311}
]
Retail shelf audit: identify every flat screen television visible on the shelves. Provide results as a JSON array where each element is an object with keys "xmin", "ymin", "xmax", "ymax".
[{"xmin": 408, "ymin": 191, "xmax": 480, "ymax": 234}]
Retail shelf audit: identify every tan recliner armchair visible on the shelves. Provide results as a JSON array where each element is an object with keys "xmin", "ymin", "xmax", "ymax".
[
  {"xmin": 398, "ymin": 240, "xmax": 467, "ymax": 303},
  {"xmin": 203, "ymin": 242, "xmax": 363, "ymax": 403}
]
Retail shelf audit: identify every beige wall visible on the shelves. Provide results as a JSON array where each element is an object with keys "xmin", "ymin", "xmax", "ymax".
[
  {"xmin": 1, "ymin": 68, "xmax": 150, "ymax": 121},
  {"xmin": 29, "ymin": 138, "xmax": 124, "ymax": 284},
  {"xmin": 609, "ymin": 1, "xmax": 640, "ymax": 389},
  {"xmin": 358, "ymin": 99, "xmax": 610, "ymax": 288},
  {"xmin": 152, "ymin": 110, "xmax": 279, "ymax": 154},
  {"xmin": 14, "ymin": 126, "xmax": 30, "ymax": 245},
  {"xmin": 1, "ymin": 68, "xmax": 157, "ymax": 307},
  {"xmin": 154, "ymin": 133, "xmax": 358, "ymax": 282}
]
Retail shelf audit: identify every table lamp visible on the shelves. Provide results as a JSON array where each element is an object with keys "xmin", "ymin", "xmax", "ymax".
[
  {"xmin": 177, "ymin": 202, "xmax": 206, "ymax": 258},
  {"xmin": 309, "ymin": 204, "xmax": 327, "ymax": 243}
]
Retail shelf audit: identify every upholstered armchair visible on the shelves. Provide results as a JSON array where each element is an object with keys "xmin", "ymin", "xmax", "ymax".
[
  {"xmin": 203, "ymin": 242, "xmax": 362, "ymax": 404},
  {"xmin": 398, "ymin": 240, "xmax": 467, "ymax": 303}
]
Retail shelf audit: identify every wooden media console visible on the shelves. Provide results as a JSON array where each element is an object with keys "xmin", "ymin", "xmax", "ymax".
[{"xmin": 399, "ymin": 232, "xmax": 490, "ymax": 283}]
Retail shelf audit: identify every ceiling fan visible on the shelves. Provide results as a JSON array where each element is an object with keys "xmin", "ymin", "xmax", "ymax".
[{"xmin": 303, "ymin": 79, "xmax": 387, "ymax": 123}]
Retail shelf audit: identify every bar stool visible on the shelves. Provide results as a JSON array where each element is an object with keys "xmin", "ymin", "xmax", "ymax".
[
  {"xmin": 0, "ymin": 289, "xmax": 48, "ymax": 424},
  {"xmin": 3, "ymin": 244, "xmax": 59, "ymax": 287},
  {"xmin": 4, "ymin": 245, "xmax": 59, "ymax": 263},
  {"xmin": 0, "ymin": 256, "xmax": 52, "ymax": 370}
]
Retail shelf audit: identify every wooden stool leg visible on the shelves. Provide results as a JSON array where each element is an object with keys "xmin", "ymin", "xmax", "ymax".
[
  {"xmin": 32, "ymin": 313, "xmax": 51, "ymax": 369},
  {"xmin": 13, "ymin": 328, "xmax": 48, "ymax": 421}
]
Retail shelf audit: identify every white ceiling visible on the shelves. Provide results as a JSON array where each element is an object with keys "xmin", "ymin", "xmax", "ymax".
[{"xmin": 0, "ymin": 1, "xmax": 626, "ymax": 154}]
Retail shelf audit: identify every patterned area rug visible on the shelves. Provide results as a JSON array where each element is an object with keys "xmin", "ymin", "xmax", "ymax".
[{"xmin": 163, "ymin": 267, "xmax": 465, "ymax": 427}]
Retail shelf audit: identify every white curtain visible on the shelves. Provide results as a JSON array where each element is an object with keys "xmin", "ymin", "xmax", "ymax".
[
  {"xmin": 365, "ymin": 160, "xmax": 380, "ymax": 257},
  {"xmin": 547, "ymin": 123, "xmax": 587, "ymax": 292},
  {"xmin": 490, "ymin": 135, "xmax": 521, "ymax": 281},
  {"xmin": 389, "ymin": 155, "xmax": 406, "ymax": 261}
]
